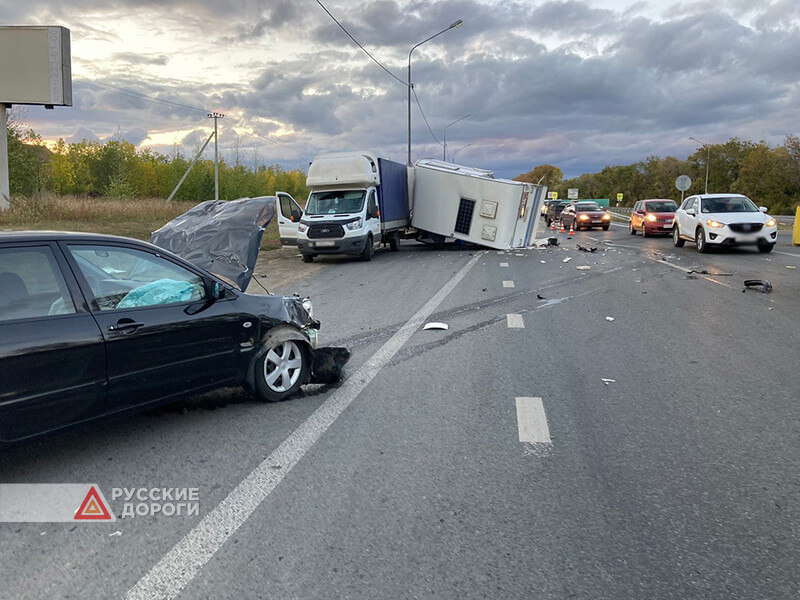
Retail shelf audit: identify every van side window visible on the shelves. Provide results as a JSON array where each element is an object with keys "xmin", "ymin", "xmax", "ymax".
[
  {"xmin": 368, "ymin": 190, "xmax": 379, "ymax": 218},
  {"xmin": 0, "ymin": 246, "xmax": 76, "ymax": 322}
]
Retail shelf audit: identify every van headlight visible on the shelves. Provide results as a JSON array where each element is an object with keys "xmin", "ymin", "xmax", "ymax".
[
  {"xmin": 345, "ymin": 218, "xmax": 363, "ymax": 230},
  {"xmin": 297, "ymin": 223, "xmax": 308, "ymax": 233}
]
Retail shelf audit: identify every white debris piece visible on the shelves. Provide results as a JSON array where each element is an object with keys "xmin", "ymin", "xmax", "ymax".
[
  {"xmin": 563, "ymin": 257, "xmax": 572, "ymax": 263},
  {"xmin": 576, "ymin": 265, "xmax": 591, "ymax": 270},
  {"xmin": 605, "ymin": 316, "xmax": 615, "ymax": 322},
  {"xmin": 109, "ymin": 531, "xmax": 123, "ymax": 537},
  {"xmin": 423, "ymin": 322, "xmax": 449, "ymax": 331},
  {"xmin": 601, "ymin": 378, "xmax": 616, "ymax": 385},
  {"xmin": 787, "ymin": 266, "xmax": 797, "ymax": 269}
]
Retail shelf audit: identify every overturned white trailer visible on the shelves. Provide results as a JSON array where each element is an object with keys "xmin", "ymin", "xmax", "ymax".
[{"xmin": 410, "ymin": 159, "xmax": 546, "ymax": 250}]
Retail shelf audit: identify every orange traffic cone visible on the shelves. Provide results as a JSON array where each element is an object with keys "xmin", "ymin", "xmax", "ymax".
[
  {"xmin": 568, "ymin": 224, "xmax": 575, "ymax": 236},
  {"xmin": 551, "ymin": 219, "xmax": 556, "ymax": 231},
  {"xmin": 559, "ymin": 220, "xmax": 566, "ymax": 234}
]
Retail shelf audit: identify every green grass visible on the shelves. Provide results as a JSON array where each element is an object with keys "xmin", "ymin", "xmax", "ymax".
[{"xmin": 0, "ymin": 194, "xmax": 282, "ymax": 250}]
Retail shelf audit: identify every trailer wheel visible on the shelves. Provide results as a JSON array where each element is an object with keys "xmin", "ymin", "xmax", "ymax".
[{"xmin": 389, "ymin": 233, "xmax": 400, "ymax": 252}]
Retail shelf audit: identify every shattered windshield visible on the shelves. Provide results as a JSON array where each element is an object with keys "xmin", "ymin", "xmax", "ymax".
[{"xmin": 305, "ymin": 190, "xmax": 366, "ymax": 215}]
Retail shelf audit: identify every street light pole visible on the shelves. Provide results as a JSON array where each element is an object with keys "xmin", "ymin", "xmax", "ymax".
[
  {"xmin": 443, "ymin": 112, "xmax": 470, "ymax": 161},
  {"xmin": 689, "ymin": 136, "xmax": 710, "ymax": 194},
  {"xmin": 209, "ymin": 112, "xmax": 224, "ymax": 200},
  {"xmin": 407, "ymin": 19, "xmax": 463, "ymax": 166},
  {"xmin": 451, "ymin": 143, "xmax": 471, "ymax": 163}
]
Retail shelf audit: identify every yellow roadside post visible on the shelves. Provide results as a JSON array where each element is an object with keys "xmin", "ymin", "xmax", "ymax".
[{"xmin": 794, "ymin": 207, "xmax": 800, "ymax": 246}]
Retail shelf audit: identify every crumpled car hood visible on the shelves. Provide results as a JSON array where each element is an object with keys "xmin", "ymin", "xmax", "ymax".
[{"xmin": 150, "ymin": 197, "xmax": 275, "ymax": 291}]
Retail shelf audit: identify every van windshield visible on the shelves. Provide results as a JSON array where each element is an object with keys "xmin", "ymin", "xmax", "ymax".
[{"xmin": 305, "ymin": 190, "xmax": 366, "ymax": 215}]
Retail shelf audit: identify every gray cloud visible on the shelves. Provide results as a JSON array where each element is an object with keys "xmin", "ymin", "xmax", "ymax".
[{"xmin": 8, "ymin": 0, "xmax": 800, "ymax": 178}]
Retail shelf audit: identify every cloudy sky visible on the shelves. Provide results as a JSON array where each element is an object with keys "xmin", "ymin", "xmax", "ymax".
[{"xmin": 3, "ymin": 0, "xmax": 800, "ymax": 178}]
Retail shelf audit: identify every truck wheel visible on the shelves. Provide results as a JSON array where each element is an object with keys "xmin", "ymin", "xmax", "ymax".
[
  {"xmin": 389, "ymin": 233, "xmax": 400, "ymax": 252},
  {"xmin": 361, "ymin": 235, "xmax": 373, "ymax": 261},
  {"xmin": 255, "ymin": 340, "xmax": 310, "ymax": 402},
  {"xmin": 301, "ymin": 254, "xmax": 315, "ymax": 263}
]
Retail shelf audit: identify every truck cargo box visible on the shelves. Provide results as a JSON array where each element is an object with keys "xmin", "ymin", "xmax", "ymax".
[
  {"xmin": 410, "ymin": 160, "xmax": 545, "ymax": 249},
  {"xmin": 376, "ymin": 158, "xmax": 410, "ymax": 231}
]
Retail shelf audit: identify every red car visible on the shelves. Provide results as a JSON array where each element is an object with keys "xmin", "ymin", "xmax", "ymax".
[
  {"xmin": 560, "ymin": 202, "xmax": 611, "ymax": 231},
  {"xmin": 629, "ymin": 199, "xmax": 678, "ymax": 236}
]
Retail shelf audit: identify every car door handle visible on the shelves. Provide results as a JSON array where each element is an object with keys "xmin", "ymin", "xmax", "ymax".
[{"xmin": 108, "ymin": 320, "xmax": 144, "ymax": 332}]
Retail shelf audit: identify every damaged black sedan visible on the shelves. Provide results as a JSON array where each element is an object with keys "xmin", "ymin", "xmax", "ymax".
[{"xmin": 0, "ymin": 198, "xmax": 347, "ymax": 446}]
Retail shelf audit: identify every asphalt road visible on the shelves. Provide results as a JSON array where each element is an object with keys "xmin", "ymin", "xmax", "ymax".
[{"xmin": 1, "ymin": 222, "xmax": 799, "ymax": 599}]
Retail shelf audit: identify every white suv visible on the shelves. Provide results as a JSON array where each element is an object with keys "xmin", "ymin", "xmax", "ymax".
[{"xmin": 673, "ymin": 194, "xmax": 778, "ymax": 253}]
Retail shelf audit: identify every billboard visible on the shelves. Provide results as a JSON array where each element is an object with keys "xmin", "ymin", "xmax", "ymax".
[{"xmin": 0, "ymin": 26, "xmax": 72, "ymax": 106}]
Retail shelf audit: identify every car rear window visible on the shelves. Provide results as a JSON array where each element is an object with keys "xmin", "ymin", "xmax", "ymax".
[{"xmin": 0, "ymin": 246, "xmax": 76, "ymax": 322}]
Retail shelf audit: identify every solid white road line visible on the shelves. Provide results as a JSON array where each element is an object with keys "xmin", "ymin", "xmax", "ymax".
[
  {"xmin": 515, "ymin": 397, "xmax": 552, "ymax": 443},
  {"xmin": 503, "ymin": 280, "xmax": 515, "ymax": 288},
  {"xmin": 124, "ymin": 252, "xmax": 485, "ymax": 600},
  {"xmin": 506, "ymin": 314, "xmax": 525, "ymax": 328},
  {"xmin": 774, "ymin": 250, "xmax": 800, "ymax": 258},
  {"xmin": 500, "ymin": 262, "xmax": 509, "ymax": 267}
]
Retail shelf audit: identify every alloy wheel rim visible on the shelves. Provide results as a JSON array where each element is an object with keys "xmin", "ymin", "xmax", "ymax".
[{"xmin": 263, "ymin": 341, "xmax": 303, "ymax": 393}]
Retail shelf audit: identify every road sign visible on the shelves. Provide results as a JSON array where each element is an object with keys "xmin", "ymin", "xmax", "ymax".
[
  {"xmin": 568, "ymin": 188, "xmax": 578, "ymax": 200},
  {"xmin": 547, "ymin": 191, "xmax": 558, "ymax": 199},
  {"xmin": 675, "ymin": 175, "xmax": 692, "ymax": 192},
  {"xmin": 616, "ymin": 193, "xmax": 623, "ymax": 201}
]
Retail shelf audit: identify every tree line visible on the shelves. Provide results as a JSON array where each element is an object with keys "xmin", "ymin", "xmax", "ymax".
[
  {"xmin": 515, "ymin": 136, "xmax": 800, "ymax": 215},
  {"xmin": 5, "ymin": 118, "xmax": 309, "ymax": 203}
]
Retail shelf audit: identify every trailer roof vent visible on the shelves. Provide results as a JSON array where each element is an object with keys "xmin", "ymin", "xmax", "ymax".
[{"xmin": 454, "ymin": 198, "xmax": 476, "ymax": 235}]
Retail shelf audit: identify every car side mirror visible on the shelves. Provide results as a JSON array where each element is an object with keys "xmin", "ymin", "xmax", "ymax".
[
  {"xmin": 637, "ymin": 209, "xmax": 645, "ymax": 214},
  {"xmin": 206, "ymin": 279, "xmax": 222, "ymax": 301},
  {"xmin": 291, "ymin": 210, "xmax": 301, "ymax": 222},
  {"xmin": 759, "ymin": 206, "xmax": 768, "ymax": 213},
  {"xmin": 686, "ymin": 209, "xmax": 696, "ymax": 216}
]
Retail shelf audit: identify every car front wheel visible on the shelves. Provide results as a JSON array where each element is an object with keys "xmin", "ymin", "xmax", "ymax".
[
  {"xmin": 673, "ymin": 226, "xmax": 685, "ymax": 247},
  {"xmin": 758, "ymin": 243, "xmax": 775, "ymax": 253},
  {"xmin": 696, "ymin": 228, "xmax": 709, "ymax": 253},
  {"xmin": 255, "ymin": 340, "xmax": 310, "ymax": 402}
]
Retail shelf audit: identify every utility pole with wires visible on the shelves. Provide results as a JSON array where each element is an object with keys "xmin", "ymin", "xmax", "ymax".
[{"xmin": 208, "ymin": 112, "xmax": 224, "ymax": 200}]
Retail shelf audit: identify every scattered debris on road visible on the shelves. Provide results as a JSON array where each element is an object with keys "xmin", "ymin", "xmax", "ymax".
[
  {"xmin": 605, "ymin": 316, "xmax": 615, "ymax": 322},
  {"xmin": 537, "ymin": 294, "xmax": 545, "ymax": 300},
  {"xmin": 576, "ymin": 265, "xmax": 591, "ymax": 270},
  {"xmin": 577, "ymin": 245, "xmax": 597, "ymax": 252},
  {"xmin": 742, "ymin": 280, "xmax": 773, "ymax": 294},
  {"xmin": 787, "ymin": 266, "xmax": 797, "ymax": 270},
  {"xmin": 311, "ymin": 348, "xmax": 351, "ymax": 384},
  {"xmin": 109, "ymin": 531, "xmax": 122, "ymax": 537},
  {"xmin": 563, "ymin": 257, "xmax": 572, "ymax": 263},
  {"xmin": 423, "ymin": 322, "xmax": 449, "ymax": 331},
  {"xmin": 601, "ymin": 378, "xmax": 616, "ymax": 385}
]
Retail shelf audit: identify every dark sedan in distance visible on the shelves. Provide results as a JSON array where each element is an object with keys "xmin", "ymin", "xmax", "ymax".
[{"xmin": 0, "ymin": 231, "xmax": 326, "ymax": 447}]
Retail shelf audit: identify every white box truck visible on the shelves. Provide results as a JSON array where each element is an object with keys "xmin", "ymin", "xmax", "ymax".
[{"xmin": 278, "ymin": 152, "xmax": 546, "ymax": 261}]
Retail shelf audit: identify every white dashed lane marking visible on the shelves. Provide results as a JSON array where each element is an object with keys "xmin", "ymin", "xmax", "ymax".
[
  {"xmin": 515, "ymin": 397, "xmax": 552, "ymax": 443},
  {"xmin": 506, "ymin": 314, "xmax": 525, "ymax": 328}
]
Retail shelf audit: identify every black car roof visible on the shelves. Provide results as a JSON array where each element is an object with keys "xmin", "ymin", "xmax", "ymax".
[{"xmin": 0, "ymin": 230, "xmax": 152, "ymax": 245}]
